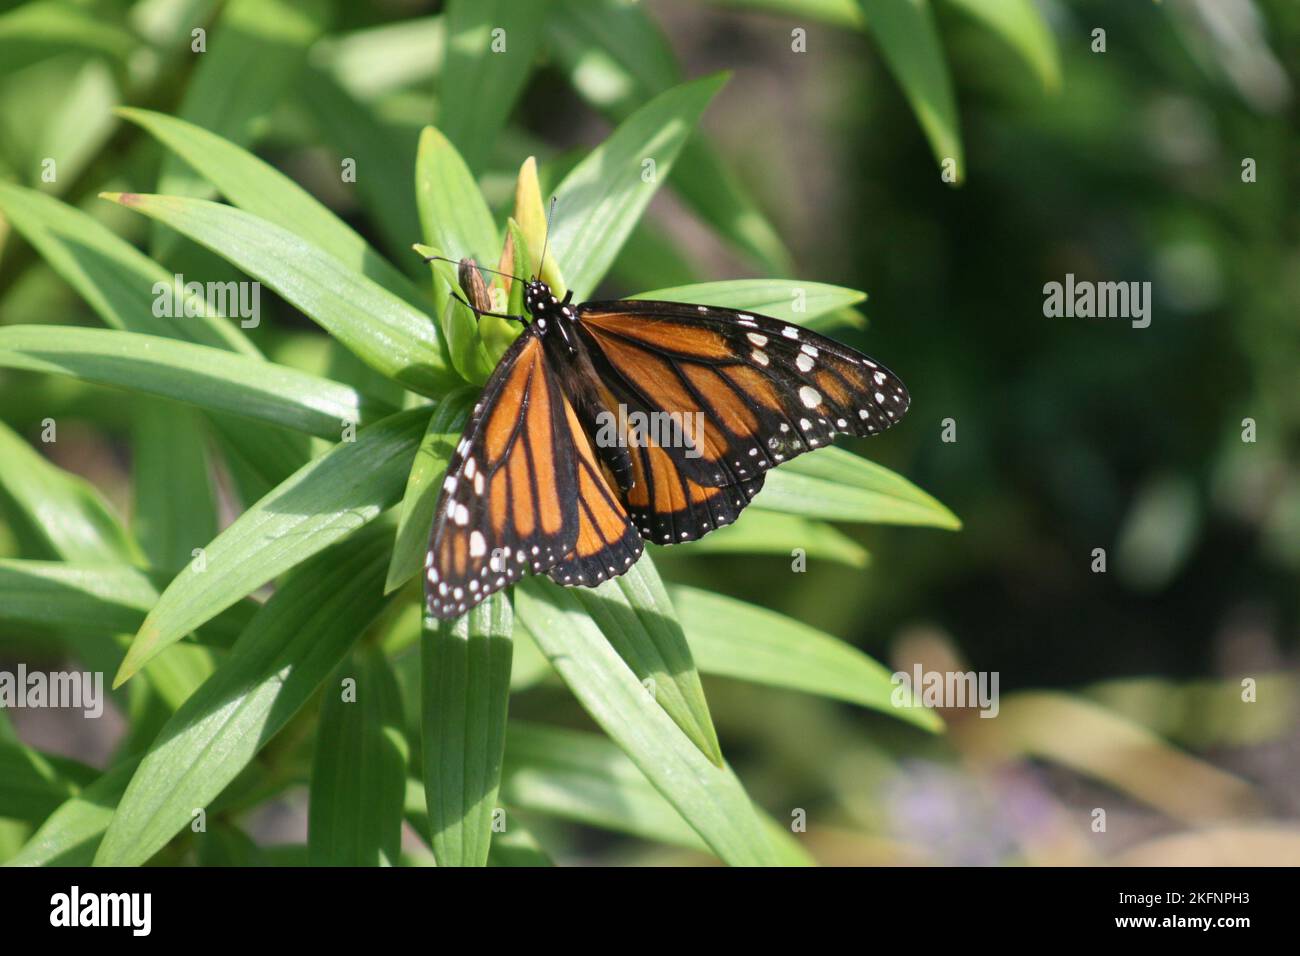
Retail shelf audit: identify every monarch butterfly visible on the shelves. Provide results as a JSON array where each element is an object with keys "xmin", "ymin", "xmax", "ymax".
[{"xmin": 422, "ymin": 253, "xmax": 909, "ymax": 620}]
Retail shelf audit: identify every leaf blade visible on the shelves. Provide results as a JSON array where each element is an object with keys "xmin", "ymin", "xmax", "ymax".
[
  {"xmin": 422, "ymin": 594, "xmax": 513, "ymax": 866},
  {"xmin": 551, "ymin": 74, "xmax": 728, "ymax": 300},
  {"xmin": 116, "ymin": 408, "xmax": 428, "ymax": 685}
]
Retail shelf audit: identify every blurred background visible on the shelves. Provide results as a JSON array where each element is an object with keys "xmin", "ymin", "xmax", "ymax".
[{"xmin": 1, "ymin": 0, "xmax": 1297, "ymax": 865}]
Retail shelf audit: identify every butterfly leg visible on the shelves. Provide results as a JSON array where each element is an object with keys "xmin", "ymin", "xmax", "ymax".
[{"xmin": 450, "ymin": 289, "xmax": 528, "ymax": 323}]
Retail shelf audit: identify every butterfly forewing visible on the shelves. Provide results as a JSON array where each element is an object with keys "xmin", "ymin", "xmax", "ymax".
[
  {"xmin": 571, "ymin": 299, "xmax": 908, "ymax": 545},
  {"xmin": 425, "ymin": 330, "xmax": 579, "ymax": 618}
]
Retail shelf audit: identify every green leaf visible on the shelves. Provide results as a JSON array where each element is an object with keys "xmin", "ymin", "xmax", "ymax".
[
  {"xmin": 0, "ymin": 742, "xmax": 97, "ymax": 825},
  {"xmin": 0, "ymin": 2, "xmax": 136, "ymax": 75},
  {"xmin": 0, "ymin": 419, "xmax": 140, "ymax": 565},
  {"xmin": 501, "ymin": 723, "xmax": 808, "ymax": 860},
  {"xmin": 118, "ymin": 107, "xmax": 428, "ymax": 310},
  {"xmin": 514, "ymin": 580, "xmax": 809, "ymax": 866},
  {"xmin": 6, "ymin": 758, "xmax": 139, "ymax": 867},
  {"xmin": 196, "ymin": 822, "xmax": 268, "ymax": 867},
  {"xmin": 485, "ymin": 810, "xmax": 555, "ymax": 867},
  {"xmin": 386, "ymin": 387, "xmax": 476, "ymax": 594},
  {"xmin": 94, "ymin": 523, "xmax": 397, "ymax": 867},
  {"xmin": 415, "ymin": 126, "xmax": 500, "ymax": 268},
  {"xmin": 670, "ymin": 585, "xmax": 943, "ymax": 731},
  {"xmin": 132, "ymin": 399, "xmax": 218, "ymax": 574},
  {"xmin": 422, "ymin": 594, "xmax": 513, "ymax": 866},
  {"xmin": 0, "ymin": 560, "xmax": 256, "ymax": 648},
  {"xmin": 152, "ymin": 0, "xmax": 327, "ymax": 253},
  {"xmin": 634, "ymin": 279, "xmax": 866, "ymax": 327},
  {"xmin": 758, "ymin": 447, "xmax": 962, "ymax": 528},
  {"xmin": 946, "ymin": 0, "xmax": 1062, "ymax": 93},
  {"xmin": 550, "ymin": 0, "xmax": 792, "ymax": 271},
  {"xmin": 298, "ymin": 63, "xmax": 423, "ymax": 261},
  {"xmin": 0, "ymin": 326, "xmax": 395, "ymax": 440},
  {"xmin": 707, "ymin": 0, "xmax": 862, "ymax": 29},
  {"xmin": 101, "ymin": 192, "xmax": 457, "ymax": 396},
  {"xmin": 0, "ymin": 560, "xmax": 158, "ymax": 636},
  {"xmin": 550, "ymin": 74, "xmax": 728, "ymax": 300},
  {"xmin": 559, "ymin": 558, "xmax": 723, "ymax": 766},
  {"xmin": 655, "ymin": 509, "xmax": 868, "ymax": 568},
  {"xmin": 320, "ymin": 15, "xmax": 445, "ymax": 99},
  {"xmin": 0, "ymin": 182, "xmax": 256, "ymax": 354},
  {"xmin": 439, "ymin": 0, "xmax": 551, "ymax": 172},
  {"xmin": 501, "ymin": 722, "xmax": 705, "ymax": 850},
  {"xmin": 857, "ymin": 0, "xmax": 963, "ymax": 180},
  {"xmin": 309, "ymin": 646, "xmax": 409, "ymax": 866},
  {"xmin": 117, "ymin": 408, "xmax": 428, "ymax": 685},
  {"xmin": 0, "ymin": 183, "xmax": 310, "ymax": 497}
]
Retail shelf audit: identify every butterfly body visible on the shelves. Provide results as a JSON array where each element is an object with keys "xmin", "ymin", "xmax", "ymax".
[{"xmin": 424, "ymin": 277, "xmax": 909, "ymax": 619}]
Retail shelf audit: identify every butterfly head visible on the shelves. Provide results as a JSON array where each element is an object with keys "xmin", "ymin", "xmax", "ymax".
[{"xmin": 524, "ymin": 279, "xmax": 578, "ymax": 351}]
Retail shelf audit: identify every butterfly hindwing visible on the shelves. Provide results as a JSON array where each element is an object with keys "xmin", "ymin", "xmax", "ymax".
[
  {"xmin": 545, "ymin": 396, "xmax": 644, "ymax": 586},
  {"xmin": 425, "ymin": 329, "xmax": 579, "ymax": 618}
]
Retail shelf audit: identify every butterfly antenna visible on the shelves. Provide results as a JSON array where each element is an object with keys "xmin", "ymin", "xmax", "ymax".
[
  {"xmin": 537, "ymin": 196, "xmax": 557, "ymax": 281},
  {"xmin": 421, "ymin": 254, "xmax": 524, "ymax": 285}
]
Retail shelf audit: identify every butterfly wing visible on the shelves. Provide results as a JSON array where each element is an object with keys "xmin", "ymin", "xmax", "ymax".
[
  {"xmin": 425, "ymin": 329, "xmax": 579, "ymax": 618},
  {"xmin": 544, "ymin": 395, "xmax": 644, "ymax": 587},
  {"xmin": 573, "ymin": 299, "xmax": 909, "ymax": 545}
]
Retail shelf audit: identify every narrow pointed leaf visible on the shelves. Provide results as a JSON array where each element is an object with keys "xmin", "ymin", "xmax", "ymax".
[
  {"xmin": 152, "ymin": 0, "xmax": 326, "ymax": 247},
  {"xmin": 561, "ymin": 558, "xmax": 723, "ymax": 766},
  {"xmin": 6, "ymin": 758, "xmax": 139, "ymax": 867},
  {"xmin": 309, "ymin": 646, "xmax": 409, "ymax": 866},
  {"xmin": 423, "ymin": 594, "xmax": 513, "ymax": 866},
  {"xmin": 386, "ymin": 387, "xmax": 476, "ymax": 593},
  {"xmin": 946, "ymin": 0, "xmax": 1061, "ymax": 92},
  {"xmin": 635, "ymin": 279, "xmax": 866, "ymax": 327},
  {"xmin": 857, "ymin": 0, "xmax": 963, "ymax": 179},
  {"xmin": 758, "ymin": 447, "xmax": 961, "ymax": 528},
  {"xmin": 415, "ymin": 126, "xmax": 499, "ymax": 267},
  {"xmin": 550, "ymin": 0, "xmax": 791, "ymax": 271},
  {"xmin": 550, "ymin": 74, "xmax": 728, "ymax": 300},
  {"xmin": 514, "ymin": 580, "xmax": 807, "ymax": 866},
  {"xmin": 0, "ymin": 419, "xmax": 139, "ymax": 565},
  {"xmin": 439, "ymin": 0, "xmax": 550, "ymax": 173},
  {"xmin": 119, "ymin": 107, "xmax": 427, "ymax": 309},
  {"xmin": 102, "ymin": 193, "xmax": 456, "ymax": 395},
  {"xmin": 501, "ymin": 722, "xmax": 705, "ymax": 850},
  {"xmin": 654, "ymin": 509, "xmax": 868, "ymax": 568},
  {"xmin": 117, "ymin": 408, "xmax": 428, "ymax": 685},
  {"xmin": 0, "ymin": 182, "xmax": 256, "ymax": 354},
  {"xmin": 0, "ymin": 326, "xmax": 394, "ymax": 439},
  {"xmin": 94, "ymin": 524, "xmax": 396, "ymax": 866},
  {"xmin": 671, "ymin": 585, "xmax": 943, "ymax": 731},
  {"xmin": 0, "ymin": 743, "xmax": 98, "ymax": 825},
  {"xmin": 0, "ymin": 560, "xmax": 256, "ymax": 647},
  {"xmin": 132, "ymin": 399, "xmax": 217, "ymax": 574}
]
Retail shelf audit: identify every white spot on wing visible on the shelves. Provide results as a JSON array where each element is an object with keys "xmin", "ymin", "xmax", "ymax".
[{"xmin": 799, "ymin": 386, "xmax": 821, "ymax": 408}]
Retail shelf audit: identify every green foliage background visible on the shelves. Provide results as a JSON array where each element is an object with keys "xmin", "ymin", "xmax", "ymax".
[{"xmin": 0, "ymin": 0, "xmax": 1296, "ymax": 866}]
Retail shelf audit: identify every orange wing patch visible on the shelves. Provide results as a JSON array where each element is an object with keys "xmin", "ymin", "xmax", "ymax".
[{"xmin": 546, "ymin": 396, "xmax": 643, "ymax": 586}]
